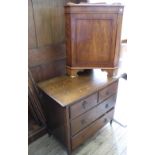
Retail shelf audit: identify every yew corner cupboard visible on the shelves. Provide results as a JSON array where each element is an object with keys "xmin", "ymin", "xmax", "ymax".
[{"xmin": 65, "ymin": 3, "xmax": 124, "ymax": 77}]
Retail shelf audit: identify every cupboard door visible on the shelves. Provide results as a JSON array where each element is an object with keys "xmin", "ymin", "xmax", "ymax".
[{"xmin": 71, "ymin": 14, "xmax": 118, "ymax": 67}]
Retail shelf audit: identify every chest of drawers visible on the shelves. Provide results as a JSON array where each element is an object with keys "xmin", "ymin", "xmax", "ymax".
[{"xmin": 38, "ymin": 70, "xmax": 119, "ymax": 155}]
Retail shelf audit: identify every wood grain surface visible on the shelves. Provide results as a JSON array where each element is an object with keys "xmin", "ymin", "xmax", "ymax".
[
  {"xmin": 38, "ymin": 69, "xmax": 119, "ymax": 106},
  {"xmin": 29, "ymin": 78, "xmax": 127, "ymax": 155},
  {"xmin": 28, "ymin": 0, "xmax": 76, "ymax": 82}
]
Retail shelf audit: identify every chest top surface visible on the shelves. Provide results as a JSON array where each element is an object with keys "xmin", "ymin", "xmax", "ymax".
[{"xmin": 38, "ymin": 69, "xmax": 119, "ymax": 107}]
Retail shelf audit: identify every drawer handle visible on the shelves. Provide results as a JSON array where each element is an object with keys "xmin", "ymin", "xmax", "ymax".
[
  {"xmin": 81, "ymin": 119, "xmax": 86, "ymax": 125},
  {"xmin": 82, "ymin": 101, "xmax": 87, "ymax": 109},
  {"xmin": 105, "ymin": 104, "xmax": 109, "ymax": 109},
  {"xmin": 104, "ymin": 118, "xmax": 107, "ymax": 123},
  {"xmin": 106, "ymin": 91, "xmax": 110, "ymax": 96}
]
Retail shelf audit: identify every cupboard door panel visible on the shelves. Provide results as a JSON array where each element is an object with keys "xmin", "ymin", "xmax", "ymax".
[{"xmin": 71, "ymin": 14, "xmax": 117, "ymax": 67}]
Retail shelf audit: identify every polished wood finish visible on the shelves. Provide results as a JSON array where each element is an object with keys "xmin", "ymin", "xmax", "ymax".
[
  {"xmin": 29, "ymin": 78, "xmax": 127, "ymax": 155},
  {"xmin": 38, "ymin": 70, "xmax": 119, "ymax": 154},
  {"xmin": 71, "ymin": 109, "xmax": 114, "ymax": 150},
  {"xmin": 29, "ymin": 49, "xmax": 127, "ymax": 154},
  {"xmin": 40, "ymin": 93, "xmax": 71, "ymax": 150},
  {"xmin": 97, "ymin": 95, "xmax": 116, "ymax": 117},
  {"xmin": 65, "ymin": 3, "xmax": 124, "ymax": 77},
  {"xmin": 98, "ymin": 80, "xmax": 118, "ymax": 103},
  {"xmin": 38, "ymin": 70, "xmax": 118, "ymax": 106},
  {"xmin": 71, "ymin": 105, "xmax": 96, "ymax": 136},
  {"xmin": 71, "ymin": 95, "xmax": 116, "ymax": 136},
  {"xmin": 70, "ymin": 93, "xmax": 98, "ymax": 119}
]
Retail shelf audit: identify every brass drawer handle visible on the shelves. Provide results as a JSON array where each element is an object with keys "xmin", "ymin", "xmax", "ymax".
[
  {"xmin": 106, "ymin": 91, "xmax": 110, "ymax": 96},
  {"xmin": 81, "ymin": 119, "xmax": 86, "ymax": 125},
  {"xmin": 82, "ymin": 101, "xmax": 87, "ymax": 109},
  {"xmin": 105, "ymin": 104, "xmax": 109, "ymax": 109},
  {"xmin": 104, "ymin": 118, "xmax": 107, "ymax": 123}
]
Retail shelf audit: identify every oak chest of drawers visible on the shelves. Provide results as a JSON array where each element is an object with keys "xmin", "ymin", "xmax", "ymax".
[
  {"xmin": 65, "ymin": 3, "xmax": 124, "ymax": 77},
  {"xmin": 38, "ymin": 70, "xmax": 119, "ymax": 155}
]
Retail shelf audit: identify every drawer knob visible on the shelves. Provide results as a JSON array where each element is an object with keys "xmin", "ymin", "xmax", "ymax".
[
  {"xmin": 106, "ymin": 91, "xmax": 110, "ymax": 95},
  {"xmin": 105, "ymin": 104, "xmax": 109, "ymax": 108},
  {"xmin": 104, "ymin": 118, "xmax": 107, "ymax": 123},
  {"xmin": 82, "ymin": 101, "xmax": 87, "ymax": 109},
  {"xmin": 81, "ymin": 119, "xmax": 86, "ymax": 125}
]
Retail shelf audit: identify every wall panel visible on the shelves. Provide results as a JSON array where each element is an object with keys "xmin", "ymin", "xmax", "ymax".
[
  {"xmin": 31, "ymin": 0, "xmax": 76, "ymax": 47},
  {"xmin": 28, "ymin": 0, "xmax": 77, "ymax": 81},
  {"xmin": 28, "ymin": 0, "xmax": 37, "ymax": 48}
]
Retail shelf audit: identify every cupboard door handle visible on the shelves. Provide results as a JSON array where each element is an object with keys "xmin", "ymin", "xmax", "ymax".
[
  {"xmin": 82, "ymin": 101, "xmax": 87, "ymax": 109},
  {"xmin": 105, "ymin": 104, "xmax": 109, "ymax": 109}
]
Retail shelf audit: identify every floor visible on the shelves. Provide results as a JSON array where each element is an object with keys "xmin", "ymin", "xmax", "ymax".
[
  {"xmin": 29, "ymin": 118, "xmax": 41, "ymax": 137},
  {"xmin": 29, "ymin": 78, "xmax": 127, "ymax": 155}
]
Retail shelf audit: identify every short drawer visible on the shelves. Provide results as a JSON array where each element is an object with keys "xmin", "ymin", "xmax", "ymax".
[
  {"xmin": 70, "ymin": 93, "xmax": 98, "ymax": 119},
  {"xmin": 96, "ymin": 94, "xmax": 117, "ymax": 118},
  {"xmin": 98, "ymin": 81, "xmax": 118, "ymax": 103},
  {"xmin": 71, "ymin": 109, "xmax": 115, "ymax": 150}
]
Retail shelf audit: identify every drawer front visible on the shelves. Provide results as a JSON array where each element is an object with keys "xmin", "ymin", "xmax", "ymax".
[
  {"xmin": 96, "ymin": 94, "xmax": 117, "ymax": 118},
  {"xmin": 98, "ymin": 81, "xmax": 118, "ymax": 103},
  {"xmin": 71, "ymin": 95, "xmax": 116, "ymax": 136},
  {"xmin": 70, "ymin": 93, "xmax": 98, "ymax": 119},
  {"xmin": 71, "ymin": 109, "xmax": 115, "ymax": 150},
  {"xmin": 71, "ymin": 106, "xmax": 96, "ymax": 136}
]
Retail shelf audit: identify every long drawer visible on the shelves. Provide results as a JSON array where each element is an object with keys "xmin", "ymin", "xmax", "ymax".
[
  {"xmin": 70, "ymin": 95, "xmax": 116, "ymax": 136},
  {"xmin": 98, "ymin": 81, "xmax": 118, "ymax": 103},
  {"xmin": 71, "ymin": 109, "xmax": 115, "ymax": 150},
  {"xmin": 70, "ymin": 93, "xmax": 98, "ymax": 119}
]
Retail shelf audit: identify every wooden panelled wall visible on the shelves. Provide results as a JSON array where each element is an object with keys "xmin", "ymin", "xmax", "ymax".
[{"xmin": 28, "ymin": 0, "xmax": 77, "ymax": 82}]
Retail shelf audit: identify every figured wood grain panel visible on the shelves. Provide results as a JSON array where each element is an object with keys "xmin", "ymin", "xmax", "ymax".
[
  {"xmin": 70, "ymin": 13, "xmax": 118, "ymax": 67},
  {"xmin": 28, "ymin": 0, "xmax": 37, "ymax": 48},
  {"xmin": 76, "ymin": 19, "xmax": 112, "ymax": 64},
  {"xmin": 32, "ymin": 0, "xmax": 69, "ymax": 47}
]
